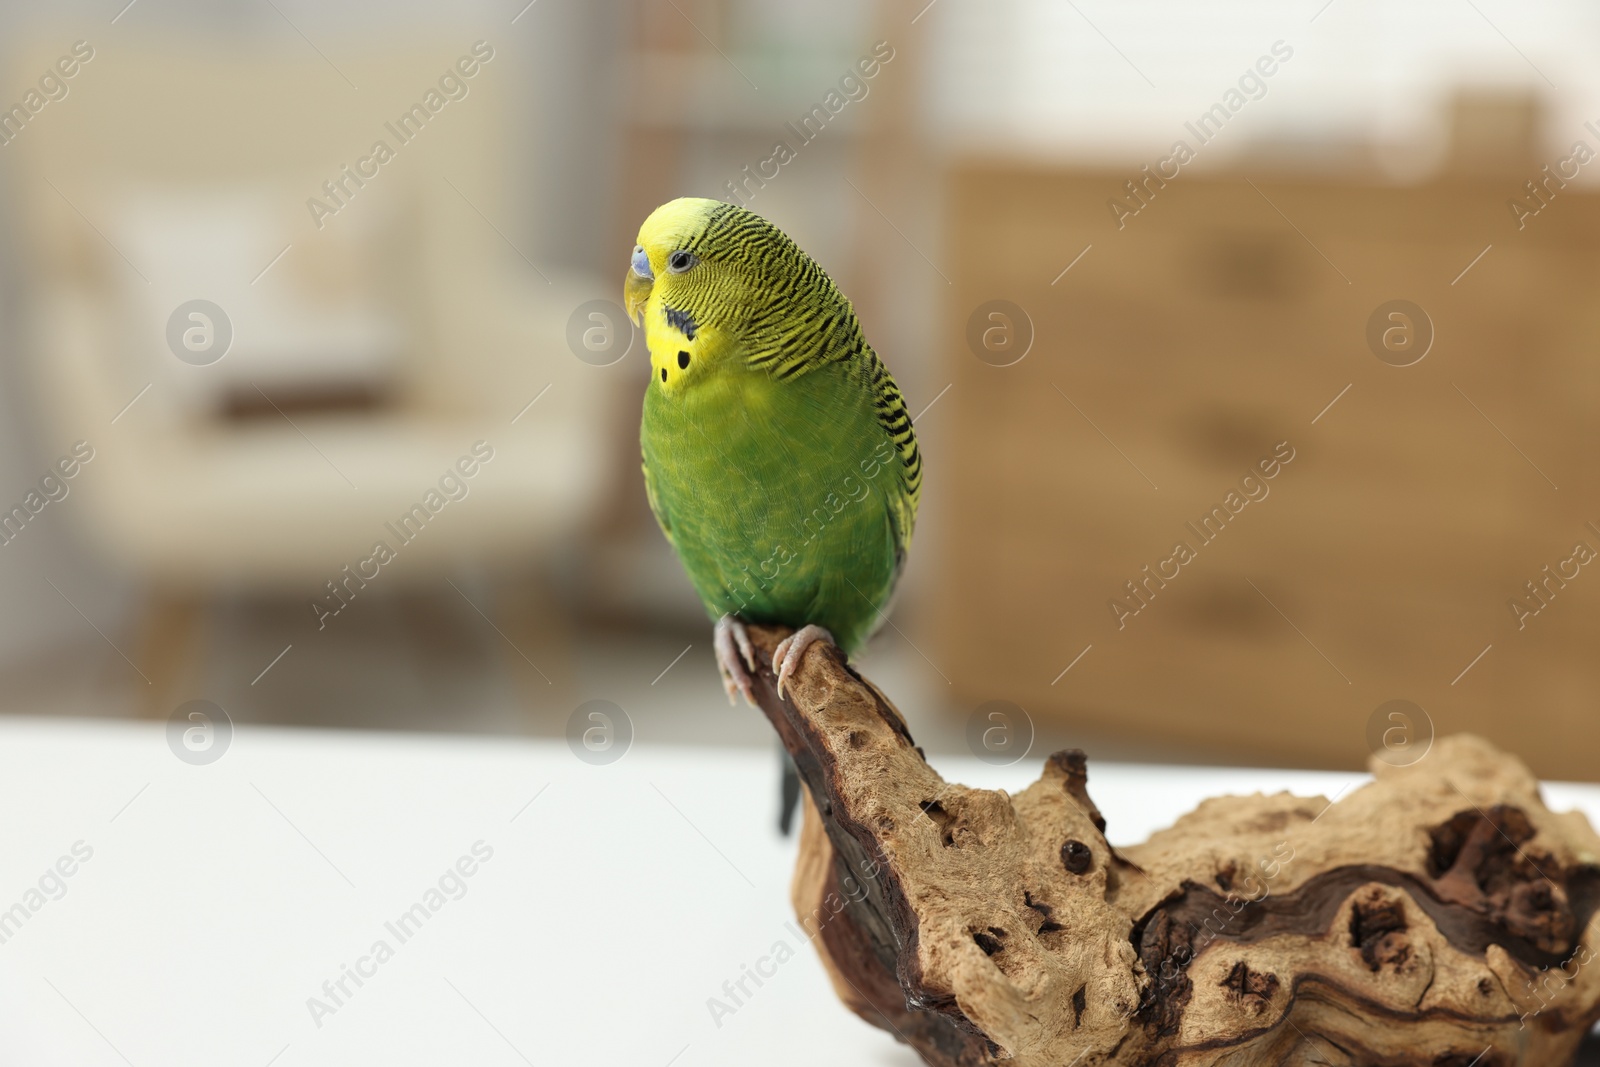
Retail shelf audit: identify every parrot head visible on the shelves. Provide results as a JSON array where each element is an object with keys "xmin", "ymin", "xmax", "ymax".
[{"xmin": 626, "ymin": 197, "xmax": 751, "ymax": 395}]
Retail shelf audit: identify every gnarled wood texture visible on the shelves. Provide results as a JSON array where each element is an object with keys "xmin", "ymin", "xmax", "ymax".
[{"xmin": 745, "ymin": 624, "xmax": 1600, "ymax": 1066}]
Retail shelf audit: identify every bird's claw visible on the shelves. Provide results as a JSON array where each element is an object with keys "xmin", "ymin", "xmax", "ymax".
[
  {"xmin": 772, "ymin": 624, "xmax": 834, "ymax": 700},
  {"xmin": 714, "ymin": 615, "xmax": 758, "ymax": 706}
]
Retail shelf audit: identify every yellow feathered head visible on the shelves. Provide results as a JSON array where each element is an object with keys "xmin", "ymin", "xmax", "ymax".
[{"xmin": 626, "ymin": 197, "xmax": 735, "ymax": 392}]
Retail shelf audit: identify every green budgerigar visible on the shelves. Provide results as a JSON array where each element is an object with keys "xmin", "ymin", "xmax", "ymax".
[{"xmin": 628, "ymin": 197, "xmax": 922, "ymax": 705}]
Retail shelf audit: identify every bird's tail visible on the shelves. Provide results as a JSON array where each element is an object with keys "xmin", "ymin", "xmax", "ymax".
[{"xmin": 778, "ymin": 747, "xmax": 800, "ymax": 835}]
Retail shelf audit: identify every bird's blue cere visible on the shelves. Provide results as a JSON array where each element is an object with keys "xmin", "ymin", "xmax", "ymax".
[{"xmin": 631, "ymin": 245, "xmax": 654, "ymax": 280}]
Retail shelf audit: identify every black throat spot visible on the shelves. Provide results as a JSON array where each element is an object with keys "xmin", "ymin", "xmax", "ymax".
[{"xmin": 664, "ymin": 305, "xmax": 698, "ymax": 341}]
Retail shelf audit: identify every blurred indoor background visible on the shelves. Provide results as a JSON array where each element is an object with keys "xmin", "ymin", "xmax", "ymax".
[{"xmin": 0, "ymin": 0, "xmax": 1595, "ymax": 779}]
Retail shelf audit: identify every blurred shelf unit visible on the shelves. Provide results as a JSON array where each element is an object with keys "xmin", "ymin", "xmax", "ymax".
[
  {"xmin": 610, "ymin": 0, "xmax": 889, "ymax": 220},
  {"xmin": 624, "ymin": 49, "xmax": 878, "ymax": 134}
]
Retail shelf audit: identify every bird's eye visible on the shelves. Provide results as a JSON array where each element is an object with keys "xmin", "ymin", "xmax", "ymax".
[
  {"xmin": 631, "ymin": 245, "xmax": 653, "ymax": 279},
  {"xmin": 667, "ymin": 250, "xmax": 697, "ymax": 273}
]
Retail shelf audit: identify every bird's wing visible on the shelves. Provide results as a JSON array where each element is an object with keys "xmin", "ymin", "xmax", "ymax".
[{"xmin": 865, "ymin": 348, "xmax": 921, "ymax": 565}]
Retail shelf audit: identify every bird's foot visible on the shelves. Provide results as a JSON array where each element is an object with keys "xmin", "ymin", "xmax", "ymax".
[
  {"xmin": 772, "ymin": 624, "xmax": 835, "ymax": 700},
  {"xmin": 714, "ymin": 615, "xmax": 758, "ymax": 706}
]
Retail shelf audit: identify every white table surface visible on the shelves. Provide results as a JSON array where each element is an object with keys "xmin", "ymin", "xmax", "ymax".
[{"xmin": 1, "ymin": 717, "xmax": 1595, "ymax": 1067}]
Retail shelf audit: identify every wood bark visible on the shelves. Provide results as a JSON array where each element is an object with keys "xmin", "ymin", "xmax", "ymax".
[{"xmin": 744, "ymin": 624, "xmax": 1600, "ymax": 1066}]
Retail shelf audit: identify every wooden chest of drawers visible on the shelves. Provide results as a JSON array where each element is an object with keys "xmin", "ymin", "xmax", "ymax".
[{"xmin": 933, "ymin": 164, "xmax": 1600, "ymax": 778}]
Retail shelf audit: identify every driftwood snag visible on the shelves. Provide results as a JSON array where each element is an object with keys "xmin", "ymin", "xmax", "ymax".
[{"xmin": 743, "ymin": 624, "xmax": 1600, "ymax": 1066}]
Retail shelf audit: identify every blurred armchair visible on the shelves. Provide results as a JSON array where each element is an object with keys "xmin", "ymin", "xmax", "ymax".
[{"xmin": 7, "ymin": 35, "xmax": 622, "ymax": 708}]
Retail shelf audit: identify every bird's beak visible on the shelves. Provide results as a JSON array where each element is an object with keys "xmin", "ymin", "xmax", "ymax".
[{"xmin": 624, "ymin": 269, "xmax": 652, "ymax": 327}]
